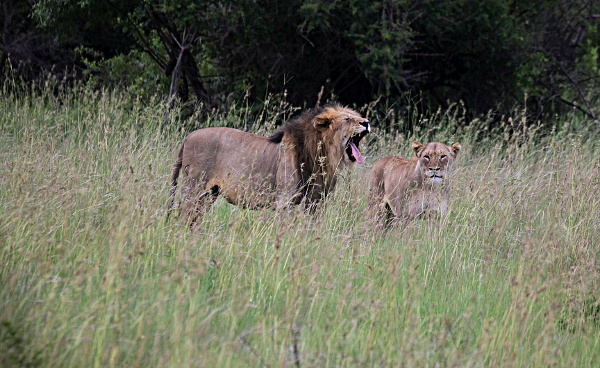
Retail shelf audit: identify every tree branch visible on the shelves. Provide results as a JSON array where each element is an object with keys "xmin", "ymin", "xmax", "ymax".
[
  {"xmin": 557, "ymin": 97, "xmax": 597, "ymax": 120},
  {"xmin": 556, "ymin": 62, "xmax": 597, "ymax": 120},
  {"xmin": 124, "ymin": 13, "xmax": 166, "ymax": 69}
]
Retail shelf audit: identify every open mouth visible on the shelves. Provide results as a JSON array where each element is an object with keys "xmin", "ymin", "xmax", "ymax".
[{"xmin": 346, "ymin": 125, "xmax": 370, "ymax": 163}]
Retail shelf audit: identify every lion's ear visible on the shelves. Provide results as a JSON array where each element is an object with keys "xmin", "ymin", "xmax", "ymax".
[
  {"xmin": 313, "ymin": 117, "xmax": 331, "ymax": 131},
  {"xmin": 451, "ymin": 142, "xmax": 461, "ymax": 156},
  {"xmin": 412, "ymin": 141, "xmax": 423, "ymax": 156},
  {"xmin": 312, "ymin": 109, "xmax": 335, "ymax": 131}
]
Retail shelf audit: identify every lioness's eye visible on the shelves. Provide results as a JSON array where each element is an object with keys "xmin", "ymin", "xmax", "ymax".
[
  {"xmin": 424, "ymin": 155, "xmax": 430, "ymax": 160},
  {"xmin": 441, "ymin": 155, "xmax": 446, "ymax": 159}
]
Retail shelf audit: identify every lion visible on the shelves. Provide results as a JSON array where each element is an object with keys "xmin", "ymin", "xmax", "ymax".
[
  {"xmin": 368, "ymin": 141, "xmax": 461, "ymax": 226},
  {"xmin": 169, "ymin": 105, "xmax": 370, "ymax": 222}
]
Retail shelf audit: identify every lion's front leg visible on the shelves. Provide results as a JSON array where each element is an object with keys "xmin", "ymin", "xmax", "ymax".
[
  {"xmin": 274, "ymin": 146, "xmax": 302, "ymax": 210},
  {"xmin": 274, "ymin": 181, "xmax": 302, "ymax": 210}
]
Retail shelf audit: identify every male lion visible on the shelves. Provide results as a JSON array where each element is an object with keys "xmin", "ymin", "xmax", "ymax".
[
  {"xmin": 369, "ymin": 141, "xmax": 461, "ymax": 226},
  {"xmin": 169, "ymin": 105, "xmax": 370, "ymax": 222}
]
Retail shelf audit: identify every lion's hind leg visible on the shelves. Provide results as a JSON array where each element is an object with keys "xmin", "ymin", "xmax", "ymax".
[
  {"xmin": 179, "ymin": 172, "xmax": 219, "ymax": 228},
  {"xmin": 181, "ymin": 187, "xmax": 220, "ymax": 229}
]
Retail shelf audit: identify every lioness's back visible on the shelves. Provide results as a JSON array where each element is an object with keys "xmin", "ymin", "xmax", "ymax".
[{"xmin": 369, "ymin": 155, "xmax": 416, "ymax": 190}]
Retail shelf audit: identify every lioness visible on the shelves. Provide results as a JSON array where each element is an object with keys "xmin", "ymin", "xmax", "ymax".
[
  {"xmin": 169, "ymin": 105, "xmax": 370, "ymax": 221},
  {"xmin": 369, "ymin": 141, "xmax": 461, "ymax": 225}
]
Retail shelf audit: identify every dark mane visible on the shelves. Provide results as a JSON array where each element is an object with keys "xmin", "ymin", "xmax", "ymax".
[
  {"xmin": 267, "ymin": 130, "xmax": 284, "ymax": 144},
  {"xmin": 267, "ymin": 106, "xmax": 326, "ymax": 143}
]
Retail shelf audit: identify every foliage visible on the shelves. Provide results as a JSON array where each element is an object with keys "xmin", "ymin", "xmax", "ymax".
[
  {"xmin": 408, "ymin": 0, "xmax": 523, "ymax": 112},
  {"xmin": 8, "ymin": 0, "xmax": 598, "ymax": 122},
  {"xmin": 76, "ymin": 46, "xmax": 168, "ymax": 97},
  {"xmin": 0, "ymin": 0, "xmax": 78, "ymax": 82}
]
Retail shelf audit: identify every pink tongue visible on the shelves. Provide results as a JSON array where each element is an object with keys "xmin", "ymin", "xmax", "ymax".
[{"xmin": 349, "ymin": 142, "xmax": 364, "ymax": 163}]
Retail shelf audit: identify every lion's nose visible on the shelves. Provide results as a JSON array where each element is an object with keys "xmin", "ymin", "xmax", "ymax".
[{"xmin": 361, "ymin": 120, "xmax": 370, "ymax": 132}]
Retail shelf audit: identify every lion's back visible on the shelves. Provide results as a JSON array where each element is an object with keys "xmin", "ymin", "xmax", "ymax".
[{"xmin": 182, "ymin": 127, "xmax": 279, "ymax": 183}]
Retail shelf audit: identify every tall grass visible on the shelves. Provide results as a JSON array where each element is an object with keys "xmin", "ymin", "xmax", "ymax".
[{"xmin": 1, "ymin": 83, "xmax": 599, "ymax": 367}]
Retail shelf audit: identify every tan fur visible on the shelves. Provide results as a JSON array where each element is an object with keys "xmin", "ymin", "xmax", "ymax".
[
  {"xmin": 369, "ymin": 141, "xmax": 461, "ymax": 225},
  {"xmin": 169, "ymin": 105, "xmax": 370, "ymax": 221}
]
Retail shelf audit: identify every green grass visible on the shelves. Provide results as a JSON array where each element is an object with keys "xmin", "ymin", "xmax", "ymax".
[{"xmin": 1, "ymin": 85, "xmax": 600, "ymax": 367}]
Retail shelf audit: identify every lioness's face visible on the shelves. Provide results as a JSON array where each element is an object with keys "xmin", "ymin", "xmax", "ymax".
[
  {"xmin": 412, "ymin": 141, "xmax": 461, "ymax": 185},
  {"xmin": 313, "ymin": 107, "xmax": 370, "ymax": 164}
]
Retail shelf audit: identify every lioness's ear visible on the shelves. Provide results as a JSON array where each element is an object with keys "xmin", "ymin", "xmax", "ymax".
[
  {"xmin": 451, "ymin": 142, "xmax": 461, "ymax": 156},
  {"xmin": 412, "ymin": 141, "xmax": 423, "ymax": 156}
]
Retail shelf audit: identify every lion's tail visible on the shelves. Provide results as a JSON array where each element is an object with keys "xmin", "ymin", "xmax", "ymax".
[{"xmin": 167, "ymin": 142, "xmax": 185, "ymax": 219}]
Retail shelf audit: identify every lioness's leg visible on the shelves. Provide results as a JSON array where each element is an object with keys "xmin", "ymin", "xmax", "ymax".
[
  {"xmin": 366, "ymin": 180, "xmax": 388, "ymax": 229},
  {"xmin": 383, "ymin": 203, "xmax": 402, "ymax": 228},
  {"xmin": 368, "ymin": 200, "xmax": 395, "ymax": 230}
]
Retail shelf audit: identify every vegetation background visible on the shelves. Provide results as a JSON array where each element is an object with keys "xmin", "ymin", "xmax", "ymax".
[
  {"xmin": 1, "ymin": 0, "xmax": 600, "ymax": 367},
  {"xmin": 2, "ymin": 0, "xmax": 599, "ymax": 121}
]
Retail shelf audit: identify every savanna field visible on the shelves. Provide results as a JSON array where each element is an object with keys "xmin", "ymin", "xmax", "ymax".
[{"xmin": 1, "ymin": 86, "xmax": 600, "ymax": 367}]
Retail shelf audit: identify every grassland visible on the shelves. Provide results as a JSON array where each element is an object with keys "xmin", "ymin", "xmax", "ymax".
[{"xmin": 1, "ymin": 85, "xmax": 599, "ymax": 367}]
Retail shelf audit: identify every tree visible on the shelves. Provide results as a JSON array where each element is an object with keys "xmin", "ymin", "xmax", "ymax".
[
  {"xmin": 32, "ymin": 0, "xmax": 417, "ymax": 107},
  {"xmin": 514, "ymin": 0, "xmax": 600, "ymax": 120},
  {"xmin": 407, "ymin": 0, "xmax": 600, "ymax": 119},
  {"xmin": 26, "ymin": 0, "xmax": 600, "ymax": 123}
]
